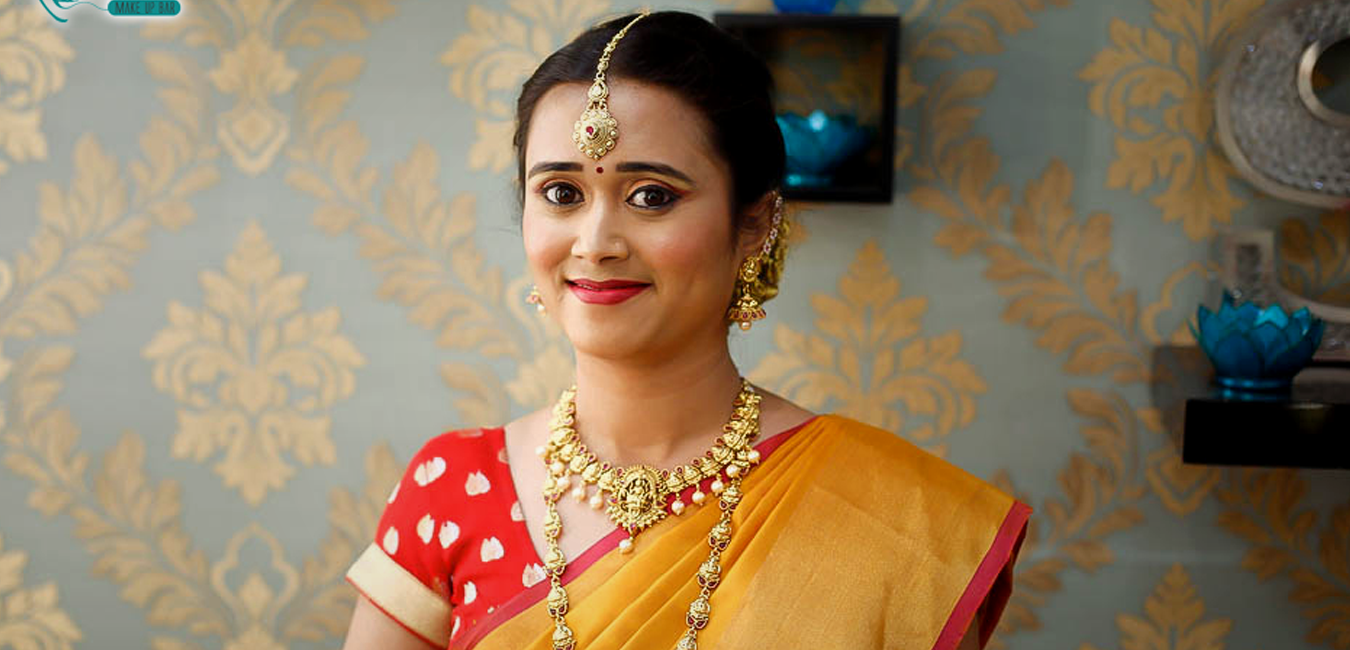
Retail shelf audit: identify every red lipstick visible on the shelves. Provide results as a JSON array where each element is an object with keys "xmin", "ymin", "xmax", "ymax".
[{"xmin": 566, "ymin": 278, "xmax": 650, "ymax": 305}]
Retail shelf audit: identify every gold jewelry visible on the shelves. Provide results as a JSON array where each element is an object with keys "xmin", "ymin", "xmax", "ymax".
[
  {"xmin": 538, "ymin": 380, "xmax": 761, "ymax": 539},
  {"xmin": 572, "ymin": 12, "xmax": 648, "ymax": 160},
  {"xmin": 727, "ymin": 193, "xmax": 784, "ymax": 331},
  {"xmin": 539, "ymin": 379, "xmax": 763, "ymax": 650},
  {"xmin": 527, "ymin": 285, "xmax": 545, "ymax": 312}
]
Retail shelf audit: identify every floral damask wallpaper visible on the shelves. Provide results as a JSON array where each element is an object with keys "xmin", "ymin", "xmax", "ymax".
[{"xmin": 1, "ymin": 0, "xmax": 1348, "ymax": 648}]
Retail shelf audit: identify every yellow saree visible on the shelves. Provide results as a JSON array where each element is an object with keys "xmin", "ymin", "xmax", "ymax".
[{"xmin": 450, "ymin": 414, "xmax": 1029, "ymax": 650}]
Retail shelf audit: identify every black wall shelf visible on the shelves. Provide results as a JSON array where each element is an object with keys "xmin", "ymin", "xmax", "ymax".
[{"xmin": 1182, "ymin": 397, "xmax": 1350, "ymax": 470}]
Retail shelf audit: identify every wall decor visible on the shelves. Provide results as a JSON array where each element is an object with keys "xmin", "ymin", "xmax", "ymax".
[{"xmin": 714, "ymin": 13, "xmax": 900, "ymax": 203}]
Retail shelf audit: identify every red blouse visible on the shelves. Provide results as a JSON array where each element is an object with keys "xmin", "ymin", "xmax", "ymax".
[
  {"xmin": 351, "ymin": 419, "xmax": 819, "ymax": 647},
  {"xmin": 362, "ymin": 427, "xmax": 545, "ymax": 644}
]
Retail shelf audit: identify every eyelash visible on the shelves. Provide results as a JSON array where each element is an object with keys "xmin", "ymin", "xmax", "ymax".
[{"xmin": 538, "ymin": 182, "xmax": 680, "ymax": 211}]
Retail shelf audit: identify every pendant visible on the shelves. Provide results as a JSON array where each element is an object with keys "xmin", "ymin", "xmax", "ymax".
[
  {"xmin": 572, "ymin": 84, "xmax": 619, "ymax": 162},
  {"xmin": 605, "ymin": 464, "xmax": 667, "ymax": 535}
]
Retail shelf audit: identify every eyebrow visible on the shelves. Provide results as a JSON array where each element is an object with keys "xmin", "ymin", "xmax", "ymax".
[
  {"xmin": 525, "ymin": 160, "xmax": 696, "ymax": 185},
  {"xmin": 527, "ymin": 161, "xmax": 583, "ymax": 178},
  {"xmin": 616, "ymin": 162, "xmax": 695, "ymax": 185}
]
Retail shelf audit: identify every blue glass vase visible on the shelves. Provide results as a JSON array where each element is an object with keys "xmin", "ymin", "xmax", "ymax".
[
  {"xmin": 772, "ymin": 0, "xmax": 839, "ymax": 13},
  {"xmin": 1189, "ymin": 291, "xmax": 1325, "ymax": 392}
]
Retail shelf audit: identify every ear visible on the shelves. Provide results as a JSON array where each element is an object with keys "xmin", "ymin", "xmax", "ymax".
[{"xmin": 735, "ymin": 191, "xmax": 778, "ymax": 264}]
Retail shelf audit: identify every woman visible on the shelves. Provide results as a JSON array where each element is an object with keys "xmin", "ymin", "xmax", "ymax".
[{"xmin": 343, "ymin": 10, "xmax": 1029, "ymax": 650}]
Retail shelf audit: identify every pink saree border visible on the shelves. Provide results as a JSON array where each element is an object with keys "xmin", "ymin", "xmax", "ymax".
[
  {"xmin": 452, "ymin": 414, "xmax": 822, "ymax": 650},
  {"xmin": 930, "ymin": 500, "xmax": 1033, "ymax": 650}
]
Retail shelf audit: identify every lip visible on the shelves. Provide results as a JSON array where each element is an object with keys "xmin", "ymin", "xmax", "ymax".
[
  {"xmin": 566, "ymin": 279, "xmax": 650, "ymax": 305},
  {"xmin": 568, "ymin": 278, "xmax": 650, "ymax": 289}
]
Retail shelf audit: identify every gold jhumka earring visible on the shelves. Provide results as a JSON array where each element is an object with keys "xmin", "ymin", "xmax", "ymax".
[
  {"xmin": 726, "ymin": 193, "xmax": 784, "ymax": 331},
  {"xmin": 526, "ymin": 285, "xmax": 545, "ymax": 313}
]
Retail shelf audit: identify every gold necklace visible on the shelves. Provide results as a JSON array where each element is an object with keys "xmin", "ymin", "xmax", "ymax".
[
  {"xmin": 536, "ymin": 381, "xmax": 763, "ymax": 549},
  {"xmin": 538, "ymin": 380, "xmax": 763, "ymax": 650}
]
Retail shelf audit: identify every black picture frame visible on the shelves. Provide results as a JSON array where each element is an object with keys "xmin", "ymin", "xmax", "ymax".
[{"xmin": 714, "ymin": 13, "xmax": 900, "ymax": 203}]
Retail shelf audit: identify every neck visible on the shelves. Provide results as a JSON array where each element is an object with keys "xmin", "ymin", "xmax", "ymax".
[{"xmin": 568, "ymin": 337, "xmax": 747, "ymax": 468}]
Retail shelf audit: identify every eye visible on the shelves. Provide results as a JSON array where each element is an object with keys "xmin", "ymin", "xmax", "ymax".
[
  {"xmin": 542, "ymin": 182, "xmax": 582, "ymax": 206},
  {"xmin": 628, "ymin": 185, "xmax": 677, "ymax": 209}
]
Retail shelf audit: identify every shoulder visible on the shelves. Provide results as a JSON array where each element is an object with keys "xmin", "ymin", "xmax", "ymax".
[
  {"xmin": 398, "ymin": 425, "xmax": 507, "ymax": 483},
  {"xmin": 411, "ymin": 426, "xmax": 502, "ymax": 455},
  {"xmin": 815, "ymin": 414, "xmax": 1016, "ymax": 519}
]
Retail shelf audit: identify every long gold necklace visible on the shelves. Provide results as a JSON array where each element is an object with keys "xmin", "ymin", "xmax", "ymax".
[{"xmin": 537, "ymin": 379, "xmax": 763, "ymax": 650}]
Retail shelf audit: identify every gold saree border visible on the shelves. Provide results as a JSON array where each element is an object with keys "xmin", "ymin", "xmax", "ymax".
[{"xmin": 346, "ymin": 543, "xmax": 452, "ymax": 647}]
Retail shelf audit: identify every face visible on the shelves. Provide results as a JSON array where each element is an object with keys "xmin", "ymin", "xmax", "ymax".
[{"xmin": 522, "ymin": 80, "xmax": 758, "ymax": 362}]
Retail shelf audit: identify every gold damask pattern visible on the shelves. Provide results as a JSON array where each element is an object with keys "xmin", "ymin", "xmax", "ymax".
[
  {"xmin": 1081, "ymin": 564, "xmax": 1235, "ymax": 650},
  {"xmin": 1218, "ymin": 470, "xmax": 1350, "ymax": 647},
  {"xmin": 0, "ymin": 0, "xmax": 73, "ymax": 176},
  {"xmin": 4, "ymin": 343, "xmax": 399, "ymax": 648},
  {"xmin": 987, "ymin": 388, "xmax": 1147, "ymax": 645},
  {"xmin": 287, "ymin": 92, "xmax": 575, "ymax": 423},
  {"xmin": 440, "ymin": 0, "xmax": 613, "ymax": 172},
  {"xmin": 1079, "ymin": 0, "xmax": 1264, "ymax": 241},
  {"xmin": 1279, "ymin": 210, "xmax": 1350, "ymax": 307},
  {"xmin": 0, "ymin": 533, "xmax": 81, "ymax": 649},
  {"xmin": 749, "ymin": 240, "xmax": 985, "ymax": 456},
  {"xmin": 139, "ymin": 0, "xmax": 405, "ymax": 175},
  {"xmin": 4, "ymin": 0, "xmax": 1350, "ymax": 647},
  {"xmin": 143, "ymin": 222, "xmax": 366, "ymax": 505}
]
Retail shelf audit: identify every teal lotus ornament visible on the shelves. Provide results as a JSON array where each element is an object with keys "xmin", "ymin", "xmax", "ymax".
[
  {"xmin": 1190, "ymin": 292, "xmax": 1325, "ymax": 390},
  {"xmin": 775, "ymin": 110, "xmax": 871, "ymax": 188}
]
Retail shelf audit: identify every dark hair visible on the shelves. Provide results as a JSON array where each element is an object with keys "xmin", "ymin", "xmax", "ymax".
[{"xmin": 512, "ymin": 11, "xmax": 785, "ymax": 221}]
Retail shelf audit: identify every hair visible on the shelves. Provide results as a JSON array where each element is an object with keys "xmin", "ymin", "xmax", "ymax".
[{"xmin": 512, "ymin": 10, "xmax": 791, "ymax": 314}]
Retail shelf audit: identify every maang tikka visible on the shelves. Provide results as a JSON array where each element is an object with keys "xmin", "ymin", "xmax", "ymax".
[
  {"xmin": 572, "ymin": 12, "xmax": 648, "ymax": 160},
  {"xmin": 727, "ymin": 193, "xmax": 784, "ymax": 331}
]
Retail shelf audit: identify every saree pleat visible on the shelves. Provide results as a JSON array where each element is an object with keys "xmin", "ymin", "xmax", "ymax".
[{"xmin": 463, "ymin": 414, "xmax": 1026, "ymax": 650}]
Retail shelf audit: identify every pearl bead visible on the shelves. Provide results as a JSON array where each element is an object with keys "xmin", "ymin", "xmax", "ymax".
[
  {"xmin": 710, "ymin": 479, "xmax": 724, "ymax": 494},
  {"xmin": 551, "ymin": 461, "xmax": 565, "ymax": 475},
  {"xmin": 618, "ymin": 537, "xmax": 634, "ymax": 554},
  {"xmin": 536, "ymin": 445, "xmax": 547, "ymax": 457},
  {"xmin": 589, "ymin": 493, "xmax": 604, "ymax": 510},
  {"xmin": 691, "ymin": 490, "xmax": 706, "ymax": 505},
  {"xmin": 572, "ymin": 485, "xmax": 587, "ymax": 501},
  {"xmin": 671, "ymin": 499, "xmax": 686, "ymax": 515},
  {"xmin": 747, "ymin": 449, "xmax": 761, "ymax": 463},
  {"xmin": 726, "ymin": 464, "xmax": 741, "ymax": 478}
]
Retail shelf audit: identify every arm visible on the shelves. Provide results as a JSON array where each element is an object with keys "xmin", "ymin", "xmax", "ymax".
[
  {"xmin": 954, "ymin": 597, "xmax": 991, "ymax": 650},
  {"xmin": 955, "ymin": 610, "xmax": 982, "ymax": 650},
  {"xmin": 341, "ymin": 595, "xmax": 439, "ymax": 650}
]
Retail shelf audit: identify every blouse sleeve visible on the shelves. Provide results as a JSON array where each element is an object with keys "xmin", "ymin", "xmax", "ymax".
[{"xmin": 346, "ymin": 439, "xmax": 454, "ymax": 648}]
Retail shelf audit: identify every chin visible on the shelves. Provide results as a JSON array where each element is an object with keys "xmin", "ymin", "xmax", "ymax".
[{"xmin": 564, "ymin": 310, "xmax": 670, "ymax": 352}]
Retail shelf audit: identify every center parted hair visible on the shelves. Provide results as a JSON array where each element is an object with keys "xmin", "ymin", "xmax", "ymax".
[{"xmin": 513, "ymin": 10, "xmax": 791, "ymax": 315}]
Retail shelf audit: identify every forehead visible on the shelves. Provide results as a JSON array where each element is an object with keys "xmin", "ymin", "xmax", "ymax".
[{"xmin": 524, "ymin": 80, "xmax": 725, "ymax": 175}]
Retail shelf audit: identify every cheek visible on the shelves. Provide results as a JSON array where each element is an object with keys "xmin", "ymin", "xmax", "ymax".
[
  {"xmin": 521, "ymin": 213, "xmax": 566, "ymax": 270},
  {"xmin": 647, "ymin": 224, "xmax": 733, "ymax": 288}
]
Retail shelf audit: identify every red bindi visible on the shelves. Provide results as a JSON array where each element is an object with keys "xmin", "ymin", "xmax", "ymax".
[{"xmin": 595, "ymin": 166, "xmax": 603, "ymax": 174}]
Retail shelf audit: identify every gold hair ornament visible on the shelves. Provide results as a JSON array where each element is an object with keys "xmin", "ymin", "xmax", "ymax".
[
  {"xmin": 572, "ymin": 12, "xmax": 649, "ymax": 160},
  {"xmin": 727, "ymin": 193, "xmax": 785, "ymax": 330}
]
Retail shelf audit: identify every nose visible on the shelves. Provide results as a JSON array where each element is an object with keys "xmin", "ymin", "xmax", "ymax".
[{"xmin": 570, "ymin": 198, "xmax": 629, "ymax": 264}]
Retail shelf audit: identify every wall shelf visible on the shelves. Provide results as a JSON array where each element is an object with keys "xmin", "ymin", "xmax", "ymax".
[{"xmin": 1182, "ymin": 395, "xmax": 1350, "ymax": 470}]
